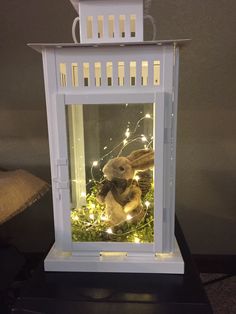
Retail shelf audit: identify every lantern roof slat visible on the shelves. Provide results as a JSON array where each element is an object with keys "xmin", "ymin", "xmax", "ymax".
[{"xmin": 28, "ymin": 39, "xmax": 191, "ymax": 53}]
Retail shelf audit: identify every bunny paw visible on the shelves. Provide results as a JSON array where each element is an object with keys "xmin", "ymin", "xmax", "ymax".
[{"xmin": 124, "ymin": 203, "xmax": 135, "ymax": 214}]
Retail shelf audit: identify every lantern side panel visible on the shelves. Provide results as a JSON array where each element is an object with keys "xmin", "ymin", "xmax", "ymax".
[{"xmin": 66, "ymin": 103, "xmax": 155, "ymax": 244}]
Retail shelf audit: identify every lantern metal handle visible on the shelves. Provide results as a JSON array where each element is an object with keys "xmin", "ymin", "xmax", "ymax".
[{"xmin": 72, "ymin": 16, "xmax": 80, "ymax": 43}]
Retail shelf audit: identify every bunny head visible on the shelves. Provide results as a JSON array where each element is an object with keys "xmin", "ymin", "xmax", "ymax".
[
  {"xmin": 103, "ymin": 157, "xmax": 134, "ymax": 181},
  {"xmin": 102, "ymin": 149, "xmax": 154, "ymax": 181}
]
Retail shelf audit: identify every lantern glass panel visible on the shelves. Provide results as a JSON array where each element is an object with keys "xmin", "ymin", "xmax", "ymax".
[{"xmin": 67, "ymin": 103, "xmax": 155, "ymax": 243}]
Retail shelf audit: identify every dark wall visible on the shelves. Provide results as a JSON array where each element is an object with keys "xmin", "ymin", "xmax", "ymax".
[
  {"xmin": 152, "ymin": 0, "xmax": 236, "ymax": 254},
  {"xmin": 0, "ymin": 0, "xmax": 235, "ymax": 254}
]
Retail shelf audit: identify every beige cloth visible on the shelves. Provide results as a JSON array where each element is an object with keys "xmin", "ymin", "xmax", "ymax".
[{"xmin": 0, "ymin": 169, "xmax": 50, "ymax": 224}]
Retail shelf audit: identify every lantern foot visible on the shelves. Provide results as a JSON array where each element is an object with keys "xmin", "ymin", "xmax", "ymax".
[{"xmin": 44, "ymin": 238, "xmax": 184, "ymax": 274}]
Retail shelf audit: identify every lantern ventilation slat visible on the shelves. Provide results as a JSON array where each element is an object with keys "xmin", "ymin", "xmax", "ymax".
[
  {"xmin": 71, "ymin": 63, "xmax": 79, "ymax": 87},
  {"xmin": 81, "ymin": 12, "xmax": 142, "ymax": 43},
  {"xmin": 58, "ymin": 56, "xmax": 161, "ymax": 90}
]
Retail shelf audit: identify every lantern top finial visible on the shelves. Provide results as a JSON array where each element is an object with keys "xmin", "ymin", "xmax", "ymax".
[{"xmin": 69, "ymin": 0, "xmax": 145, "ymax": 44}]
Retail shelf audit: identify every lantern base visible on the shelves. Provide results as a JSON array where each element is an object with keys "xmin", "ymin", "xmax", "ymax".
[{"xmin": 44, "ymin": 239, "xmax": 184, "ymax": 274}]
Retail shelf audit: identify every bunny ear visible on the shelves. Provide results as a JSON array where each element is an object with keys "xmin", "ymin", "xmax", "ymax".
[
  {"xmin": 127, "ymin": 149, "xmax": 154, "ymax": 170},
  {"xmin": 127, "ymin": 149, "xmax": 151, "ymax": 161}
]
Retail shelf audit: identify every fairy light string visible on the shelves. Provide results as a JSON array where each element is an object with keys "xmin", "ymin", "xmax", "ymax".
[
  {"xmin": 71, "ymin": 185, "xmax": 154, "ymax": 243},
  {"xmin": 91, "ymin": 110, "xmax": 154, "ymax": 177},
  {"xmin": 71, "ymin": 107, "xmax": 154, "ymax": 243}
]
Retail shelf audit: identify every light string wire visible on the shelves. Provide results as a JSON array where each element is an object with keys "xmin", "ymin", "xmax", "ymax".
[
  {"xmin": 106, "ymin": 197, "xmax": 152, "ymax": 230},
  {"xmin": 108, "ymin": 219, "xmax": 154, "ymax": 237},
  {"xmin": 72, "ymin": 111, "xmax": 154, "ymax": 240},
  {"xmin": 90, "ymin": 112, "xmax": 153, "ymax": 182}
]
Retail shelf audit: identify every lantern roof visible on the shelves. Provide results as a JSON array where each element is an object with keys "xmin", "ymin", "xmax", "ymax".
[
  {"xmin": 28, "ymin": 39, "xmax": 190, "ymax": 53},
  {"xmin": 70, "ymin": 0, "xmax": 142, "ymax": 15}
]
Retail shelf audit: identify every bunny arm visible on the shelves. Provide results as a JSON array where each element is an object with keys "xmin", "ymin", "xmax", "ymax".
[
  {"xmin": 123, "ymin": 185, "xmax": 142, "ymax": 214},
  {"xmin": 104, "ymin": 191, "xmax": 126, "ymax": 226},
  {"xmin": 96, "ymin": 180, "xmax": 113, "ymax": 204},
  {"xmin": 97, "ymin": 194, "xmax": 105, "ymax": 204}
]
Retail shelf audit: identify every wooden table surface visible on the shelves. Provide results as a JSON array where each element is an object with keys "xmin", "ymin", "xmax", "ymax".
[{"xmin": 12, "ymin": 219, "xmax": 213, "ymax": 314}]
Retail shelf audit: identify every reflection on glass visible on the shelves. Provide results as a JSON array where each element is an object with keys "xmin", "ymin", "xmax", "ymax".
[{"xmin": 66, "ymin": 103, "xmax": 155, "ymax": 243}]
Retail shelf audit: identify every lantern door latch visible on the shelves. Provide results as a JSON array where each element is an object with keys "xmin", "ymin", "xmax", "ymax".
[
  {"xmin": 164, "ymin": 127, "xmax": 172, "ymax": 144},
  {"xmin": 53, "ymin": 158, "xmax": 69, "ymax": 190},
  {"xmin": 163, "ymin": 207, "xmax": 169, "ymax": 223}
]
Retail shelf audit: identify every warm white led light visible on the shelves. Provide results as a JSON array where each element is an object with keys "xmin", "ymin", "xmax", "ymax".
[
  {"xmin": 126, "ymin": 214, "xmax": 132, "ymax": 221},
  {"xmin": 92, "ymin": 161, "xmax": 98, "ymax": 166},
  {"xmin": 103, "ymin": 146, "xmax": 108, "ymax": 150},
  {"xmin": 89, "ymin": 214, "xmax": 95, "ymax": 220},
  {"xmin": 123, "ymin": 139, "xmax": 128, "ymax": 145},
  {"xmin": 72, "ymin": 215, "xmax": 79, "ymax": 221},
  {"xmin": 141, "ymin": 135, "xmax": 147, "ymax": 142},
  {"xmin": 145, "ymin": 201, "xmax": 150, "ymax": 208},
  {"xmin": 125, "ymin": 128, "xmax": 130, "ymax": 138},
  {"xmin": 106, "ymin": 228, "xmax": 113, "ymax": 234},
  {"xmin": 90, "ymin": 203, "xmax": 96, "ymax": 209},
  {"xmin": 145, "ymin": 113, "xmax": 151, "ymax": 118},
  {"xmin": 134, "ymin": 175, "xmax": 140, "ymax": 181},
  {"xmin": 81, "ymin": 192, "xmax": 86, "ymax": 197},
  {"xmin": 134, "ymin": 237, "xmax": 140, "ymax": 243},
  {"xmin": 101, "ymin": 215, "xmax": 108, "ymax": 221}
]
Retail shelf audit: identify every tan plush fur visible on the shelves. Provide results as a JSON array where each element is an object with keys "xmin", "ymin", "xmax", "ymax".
[{"xmin": 97, "ymin": 149, "xmax": 154, "ymax": 226}]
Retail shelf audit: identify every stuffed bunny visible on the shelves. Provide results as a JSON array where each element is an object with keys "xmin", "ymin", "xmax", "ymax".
[{"xmin": 97, "ymin": 149, "xmax": 154, "ymax": 226}]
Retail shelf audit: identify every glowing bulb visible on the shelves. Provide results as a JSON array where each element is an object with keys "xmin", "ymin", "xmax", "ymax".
[
  {"xmin": 125, "ymin": 128, "xmax": 130, "ymax": 138},
  {"xmin": 134, "ymin": 175, "xmax": 140, "ymax": 181},
  {"xmin": 126, "ymin": 214, "xmax": 132, "ymax": 221},
  {"xmin": 141, "ymin": 135, "xmax": 147, "ymax": 142},
  {"xmin": 145, "ymin": 113, "xmax": 151, "ymax": 118},
  {"xmin": 103, "ymin": 146, "xmax": 107, "ymax": 150},
  {"xmin": 101, "ymin": 215, "xmax": 108, "ymax": 221},
  {"xmin": 106, "ymin": 228, "xmax": 113, "ymax": 234},
  {"xmin": 81, "ymin": 192, "xmax": 86, "ymax": 197},
  {"xmin": 90, "ymin": 203, "xmax": 96, "ymax": 209},
  {"xmin": 72, "ymin": 215, "xmax": 79, "ymax": 221},
  {"xmin": 134, "ymin": 237, "xmax": 140, "ymax": 243},
  {"xmin": 93, "ymin": 161, "xmax": 98, "ymax": 167},
  {"xmin": 145, "ymin": 201, "xmax": 150, "ymax": 208},
  {"xmin": 123, "ymin": 139, "xmax": 128, "ymax": 145},
  {"xmin": 89, "ymin": 214, "xmax": 95, "ymax": 220}
]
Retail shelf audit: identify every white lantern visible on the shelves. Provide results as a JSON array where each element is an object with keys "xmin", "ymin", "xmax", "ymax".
[{"xmin": 29, "ymin": 0, "xmax": 189, "ymax": 274}]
